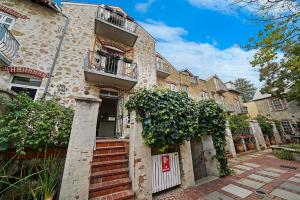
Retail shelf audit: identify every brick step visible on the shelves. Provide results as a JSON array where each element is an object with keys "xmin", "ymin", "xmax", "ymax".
[
  {"xmin": 89, "ymin": 190, "xmax": 134, "ymax": 200},
  {"xmin": 89, "ymin": 178, "xmax": 131, "ymax": 198},
  {"xmin": 90, "ymin": 168, "xmax": 129, "ymax": 184},
  {"xmin": 95, "ymin": 139, "xmax": 129, "ymax": 147},
  {"xmin": 94, "ymin": 146, "xmax": 126, "ymax": 154},
  {"xmin": 92, "ymin": 159, "xmax": 128, "ymax": 172},
  {"xmin": 93, "ymin": 152, "xmax": 128, "ymax": 162}
]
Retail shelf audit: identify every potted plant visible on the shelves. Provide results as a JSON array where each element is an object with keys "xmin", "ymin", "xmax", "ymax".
[
  {"xmin": 229, "ymin": 115, "xmax": 250, "ymax": 153},
  {"xmin": 234, "ymin": 138, "xmax": 245, "ymax": 153},
  {"xmin": 246, "ymin": 137, "xmax": 255, "ymax": 150}
]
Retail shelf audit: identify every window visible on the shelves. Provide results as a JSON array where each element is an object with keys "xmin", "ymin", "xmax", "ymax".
[
  {"xmin": 272, "ymin": 98, "xmax": 284, "ymax": 111},
  {"xmin": 180, "ymin": 85, "xmax": 188, "ymax": 94},
  {"xmin": 10, "ymin": 76, "xmax": 42, "ymax": 99},
  {"xmin": 156, "ymin": 57, "xmax": 163, "ymax": 69},
  {"xmin": 200, "ymin": 91, "xmax": 208, "ymax": 101},
  {"xmin": 281, "ymin": 121, "xmax": 294, "ymax": 134},
  {"xmin": 0, "ymin": 12, "xmax": 16, "ymax": 30},
  {"xmin": 168, "ymin": 83, "xmax": 176, "ymax": 91},
  {"xmin": 221, "ymin": 96, "xmax": 225, "ymax": 106}
]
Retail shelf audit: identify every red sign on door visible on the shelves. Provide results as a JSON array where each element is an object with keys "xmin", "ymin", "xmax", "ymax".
[{"xmin": 161, "ymin": 155, "xmax": 170, "ymax": 172}]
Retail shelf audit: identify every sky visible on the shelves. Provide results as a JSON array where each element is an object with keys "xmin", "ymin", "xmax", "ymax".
[{"xmin": 62, "ymin": 0, "xmax": 266, "ymax": 87}]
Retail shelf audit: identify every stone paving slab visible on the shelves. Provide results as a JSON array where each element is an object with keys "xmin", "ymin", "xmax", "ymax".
[
  {"xmin": 221, "ymin": 184, "xmax": 252, "ymax": 198},
  {"xmin": 236, "ymin": 178, "xmax": 265, "ymax": 189},
  {"xmin": 288, "ymin": 177, "xmax": 300, "ymax": 183},
  {"xmin": 234, "ymin": 165, "xmax": 253, "ymax": 171},
  {"xmin": 243, "ymin": 162, "xmax": 260, "ymax": 167},
  {"xmin": 257, "ymin": 170, "xmax": 281, "ymax": 177},
  {"xmin": 204, "ymin": 191, "xmax": 234, "ymax": 200},
  {"xmin": 232, "ymin": 168, "xmax": 244, "ymax": 175},
  {"xmin": 280, "ymin": 182, "xmax": 300, "ymax": 193},
  {"xmin": 248, "ymin": 174, "xmax": 273, "ymax": 183},
  {"xmin": 265, "ymin": 167, "xmax": 288, "ymax": 173},
  {"xmin": 271, "ymin": 188, "xmax": 300, "ymax": 200},
  {"xmin": 295, "ymin": 173, "xmax": 300, "ymax": 178}
]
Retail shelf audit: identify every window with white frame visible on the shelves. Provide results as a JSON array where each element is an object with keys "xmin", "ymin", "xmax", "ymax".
[
  {"xmin": 0, "ymin": 12, "xmax": 16, "ymax": 30},
  {"xmin": 281, "ymin": 121, "xmax": 294, "ymax": 134},
  {"xmin": 272, "ymin": 98, "xmax": 284, "ymax": 111},
  {"xmin": 221, "ymin": 96, "xmax": 225, "ymax": 106},
  {"xmin": 10, "ymin": 76, "xmax": 42, "ymax": 99},
  {"xmin": 200, "ymin": 91, "xmax": 208, "ymax": 101},
  {"xmin": 168, "ymin": 83, "xmax": 176, "ymax": 91}
]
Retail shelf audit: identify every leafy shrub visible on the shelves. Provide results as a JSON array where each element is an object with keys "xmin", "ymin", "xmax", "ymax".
[
  {"xmin": 0, "ymin": 92, "xmax": 74, "ymax": 154},
  {"xmin": 256, "ymin": 115, "xmax": 273, "ymax": 137},
  {"xmin": 288, "ymin": 143, "xmax": 300, "ymax": 152},
  {"xmin": 197, "ymin": 100, "xmax": 230, "ymax": 177},
  {"xmin": 126, "ymin": 89, "xmax": 198, "ymax": 151},
  {"xmin": 228, "ymin": 115, "xmax": 250, "ymax": 135},
  {"xmin": 274, "ymin": 149, "xmax": 293, "ymax": 160}
]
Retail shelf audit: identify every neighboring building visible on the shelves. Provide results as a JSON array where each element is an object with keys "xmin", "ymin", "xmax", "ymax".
[
  {"xmin": 245, "ymin": 91, "xmax": 300, "ymax": 141},
  {"xmin": 0, "ymin": 1, "xmax": 245, "ymax": 199}
]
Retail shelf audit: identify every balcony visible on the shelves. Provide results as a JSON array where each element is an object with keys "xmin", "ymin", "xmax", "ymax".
[
  {"xmin": 83, "ymin": 51, "xmax": 138, "ymax": 90},
  {"xmin": 214, "ymin": 78, "xmax": 228, "ymax": 93},
  {"xmin": 156, "ymin": 63, "xmax": 171, "ymax": 78},
  {"xmin": 95, "ymin": 6, "xmax": 138, "ymax": 47},
  {"xmin": 0, "ymin": 25, "xmax": 20, "ymax": 66},
  {"xmin": 225, "ymin": 104, "xmax": 237, "ymax": 113}
]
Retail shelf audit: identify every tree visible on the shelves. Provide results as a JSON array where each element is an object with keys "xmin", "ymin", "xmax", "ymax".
[
  {"xmin": 236, "ymin": 0, "xmax": 300, "ymax": 104},
  {"xmin": 233, "ymin": 78, "xmax": 257, "ymax": 102}
]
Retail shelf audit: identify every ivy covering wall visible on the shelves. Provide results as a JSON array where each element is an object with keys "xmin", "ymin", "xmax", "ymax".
[{"xmin": 126, "ymin": 88, "xmax": 230, "ymax": 177}]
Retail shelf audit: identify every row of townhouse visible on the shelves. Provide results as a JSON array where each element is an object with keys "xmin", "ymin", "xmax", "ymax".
[{"xmin": 0, "ymin": 1, "xmax": 245, "ymax": 199}]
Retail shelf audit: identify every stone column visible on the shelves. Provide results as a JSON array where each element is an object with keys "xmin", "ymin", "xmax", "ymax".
[
  {"xmin": 128, "ymin": 111, "xmax": 152, "ymax": 200},
  {"xmin": 59, "ymin": 96, "xmax": 101, "ymax": 200},
  {"xmin": 272, "ymin": 122, "xmax": 282, "ymax": 144},
  {"xmin": 180, "ymin": 141, "xmax": 195, "ymax": 189},
  {"xmin": 249, "ymin": 120, "xmax": 267, "ymax": 150},
  {"xmin": 225, "ymin": 123, "xmax": 237, "ymax": 158},
  {"xmin": 202, "ymin": 135, "xmax": 218, "ymax": 176}
]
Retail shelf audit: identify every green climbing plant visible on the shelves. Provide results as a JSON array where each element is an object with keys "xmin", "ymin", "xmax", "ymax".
[
  {"xmin": 197, "ymin": 100, "xmax": 230, "ymax": 177},
  {"xmin": 0, "ymin": 92, "xmax": 74, "ymax": 155},
  {"xmin": 256, "ymin": 115, "xmax": 273, "ymax": 137},
  {"xmin": 125, "ymin": 88, "xmax": 198, "ymax": 152}
]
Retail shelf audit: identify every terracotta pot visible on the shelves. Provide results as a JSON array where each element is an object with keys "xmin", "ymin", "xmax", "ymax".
[
  {"xmin": 270, "ymin": 137, "xmax": 276, "ymax": 145},
  {"xmin": 265, "ymin": 137, "xmax": 271, "ymax": 146},
  {"xmin": 246, "ymin": 142, "xmax": 255, "ymax": 150},
  {"xmin": 235, "ymin": 143, "xmax": 244, "ymax": 153}
]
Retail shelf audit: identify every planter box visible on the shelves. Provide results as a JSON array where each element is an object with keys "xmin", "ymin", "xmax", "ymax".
[{"xmin": 271, "ymin": 145, "xmax": 300, "ymax": 162}]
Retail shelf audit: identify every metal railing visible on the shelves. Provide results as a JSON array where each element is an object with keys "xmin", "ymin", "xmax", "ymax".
[
  {"xmin": 84, "ymin": 50, "xmax": 138, "ymax": 80},
  {"xmin": 96, "ymin": 6, "xmax": 137, "ymax": 33},
  {"xmin": 156, "ymin": 62, "xmax": 171, "ymax": 74},
  {"xmin": 0, "ymin": 24, "xmax": 20, "ymax": 64}
]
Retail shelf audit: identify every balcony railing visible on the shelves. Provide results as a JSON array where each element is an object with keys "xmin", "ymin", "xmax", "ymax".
[
  {"xmin": 215, "ymin": 78, "xmax": 228, "ymax": 93},
  {"xmin": 95, "ymin": 6, "xmax": 138, "ymax": 46},
  {"xmin": 0, "ymin": 24, "xmax": 20, "ymax": 66},
  {"xmin": 156, "ymin": 62, "xmax": 171, "ymax": 78},
  {"xmin": 84, "ymin": 50, "xmax": 138, "ymax": 90},
  {"xmin": 96, "ymin": 6, "xmax": 137, "ymax": 34}
]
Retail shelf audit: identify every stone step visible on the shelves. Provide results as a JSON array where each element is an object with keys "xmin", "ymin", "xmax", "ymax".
[
  {"xmin": 89, "ymin": 178, "xmax": 131, "ymax": 198},
  {"xmin": 94, "ymin": 146, "xmax": 126, "ymax": 154},
  {"xmin": 89, "ymin": 190, "xmax": 134, "ymax": 200},
  {"xmin": 91, "ymin": 159, "xmax": 129, "ymax": 172},
  {"xmin": 95, "ymin": 139, "xmax": 129, "ymax": 147},
  {"xmin": 93, "ymin": 152, "xmax": 128, "ymax": 162},
  {"xmin": 90, "ymin": 168, "xmax": 129, "ymax": 184}
]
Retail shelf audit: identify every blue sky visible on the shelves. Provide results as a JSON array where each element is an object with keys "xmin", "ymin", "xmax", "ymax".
[{"xmin": 62, "ymin": 0, "xmax": 264, "ymax": 86}]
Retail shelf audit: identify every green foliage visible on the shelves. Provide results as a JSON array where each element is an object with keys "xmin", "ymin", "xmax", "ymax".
[
  {"xmin": 274, "ymin": 149, "xmax": 293, "ymax": 160},
  {"xmin": 0, "ymin": 155, "xmax": 63, "ymax": 199},
  {"xmin": 126, "ymin": 89, "xmax": 198, "ymax": 151},
  {"xmin": 233, "ymin": 78, "xmax": 257, "ymax": 102},
  {"xmin": 197, "ymin": 100, "xmax": 230, "ymax": 177},
  {"xmin": 0, "ymin": 92, "xmax": 74, "ymax": 155},
  {"xmin": 256, "ymin": 115, "xmax": 273, "ymax": 137},
  {"xmin": 246, "ymin": 3, "xmax": 300, "ymax": 104},
  {"xmin": 228, "ymin": 115, "xmax": 250, "ymax": 137},
  {"xmin": 288, "ymin": 143, "xmax": 300, "ymax": 153}
]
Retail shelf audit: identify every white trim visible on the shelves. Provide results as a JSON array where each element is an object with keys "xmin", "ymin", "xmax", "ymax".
[{"xmin": 272, "ymin": 98, "xmax": 284, "ymax": 111}]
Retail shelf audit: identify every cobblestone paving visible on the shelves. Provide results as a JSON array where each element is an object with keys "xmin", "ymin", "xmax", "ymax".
[{"xmin": 154, "ymin": 150, "xmax": 300, "ymax": 200}]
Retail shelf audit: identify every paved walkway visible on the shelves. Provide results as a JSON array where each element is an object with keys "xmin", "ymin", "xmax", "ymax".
[{"xmin": 155, "ymin": 150, "xmax": 300, "ymax": 200}]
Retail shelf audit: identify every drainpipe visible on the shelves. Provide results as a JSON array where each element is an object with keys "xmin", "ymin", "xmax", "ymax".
[{"xmin": 42, "ymin": 11, "xmax": 69, "ymax": 99}]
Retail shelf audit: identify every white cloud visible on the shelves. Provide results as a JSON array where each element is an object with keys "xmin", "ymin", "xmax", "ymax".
[
  {"xmin": 135, "ymin": 0, "xmax": 155, "ymax": 13},
  {"xmin": 140, "ymin": 20, "xmax": 261, "ymax": 86}
]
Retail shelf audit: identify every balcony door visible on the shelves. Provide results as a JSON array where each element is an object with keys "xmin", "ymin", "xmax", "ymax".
[{"xmin": 96, "ymin": 47, "xmax": 123, "ymax": 75}]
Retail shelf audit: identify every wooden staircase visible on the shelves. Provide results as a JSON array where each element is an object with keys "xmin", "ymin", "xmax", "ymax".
[{"xmin": 89, "ymin": 139, "xmax": 134, "ymax": 200}]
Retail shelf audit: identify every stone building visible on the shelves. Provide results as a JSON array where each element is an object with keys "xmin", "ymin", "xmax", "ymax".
[
  {"xmin": 245, "ymin": 91, "xmax": 300, "ymax": 142},
  {"xmin": 0, "ymin": 1, "xmax": 245, "ymax": 199}
]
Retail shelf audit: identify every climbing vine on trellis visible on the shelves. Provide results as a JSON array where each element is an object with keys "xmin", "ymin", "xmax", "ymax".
[{"xmin": 197, "ymin": 100, "xmax": 231, "ymax": 177}]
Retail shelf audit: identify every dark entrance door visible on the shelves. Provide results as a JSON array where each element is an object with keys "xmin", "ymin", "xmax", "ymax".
[
  {"xmin": 191, "ymin": 137, "xmax": 207, "ymax": 180},
  {"xmin": 96, "ymin": 96, "xmax": 118, "ymax": 138}
]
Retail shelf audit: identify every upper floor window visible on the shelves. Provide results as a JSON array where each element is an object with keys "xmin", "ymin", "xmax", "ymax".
[
  {"xmin": 281, "ymin": 121, "xmax": 294, "ymax": 134},
  {"xmin": 10, "ymin": 76, "xmax": 42, "ymax": 99},
  {"xmin": 221, "ymin": 96, "xmax": 225, "ymax": 106},
  {"xmin": 200, "ymin": 91, "xmax": 208, "ymax": 101},
  {"xmin": 168, "ymin": 83, "xmax": 176, "ymax": 91},
  {"xmin": 156, "ymin": 57, "xmax": 163, "ymax": 68},
  {"xmin": 0, "ymin": 12, "xmax": 16, "ymax": 30},
  {"xmin": 180, "ymin": 85, "xmax": 188, "ymax": 94},
  {"xmin": 272, "ymin": 98, "xmax": 284, "ymax": 111}
]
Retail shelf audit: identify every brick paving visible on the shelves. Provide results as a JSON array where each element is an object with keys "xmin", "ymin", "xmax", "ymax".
[{"xmin": 154, "ymin": 150, "xmax": 300, "ymax": 200}]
